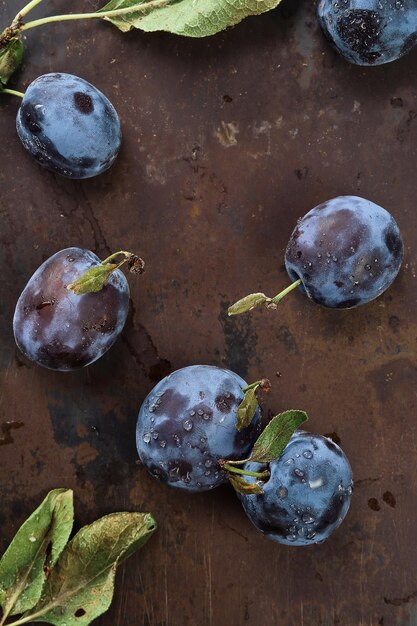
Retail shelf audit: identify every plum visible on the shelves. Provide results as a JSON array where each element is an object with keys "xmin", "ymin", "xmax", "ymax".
[
  {"xmin": 16, "ymin": 73, "xmax": 121, "ymax": 178},
  {"xmin": 13, "ymin": 247, "xmax": 143, "ymax": 371},
  {"xmin": 229, "ymin": 195, "xmax": 403, "ymax": 314},
  {"xmin": 136, "ymin": 365, "xmax": 261, "ymax": 492},
  {"xmin": 284, "ymin": 196, "xmax": 403, "ymax": 309},
  {"xmin": 238, "ymin": 431, "xmax": 353, "ymax": 546},
  {"xmin": 318, "ymin": 0, "xmax": 417, "ymax": 66}
]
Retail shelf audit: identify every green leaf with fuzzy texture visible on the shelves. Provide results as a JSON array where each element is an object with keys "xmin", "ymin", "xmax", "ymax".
[
  {"xmin": 25, "ymin": 512, "xmax": 157, "ymax": 626},
  {"xmin": 0, "ymin": 37, "xmax": 24, "ymax": 86},
  {"xmin": 248, "ymin": 410, "xmax": 308, "ymax": 463},
  {"xmin": 0, "ymin": 489, "xmax": 73, "ymax": 617},
  {"xmin": 99, "ymin": 0, "xmax": 283, "ymax": 37},
  {"xmin": 236, "ymin": 387, "xmax": 259, "ymax": 432},
  {"xmin": 228, "ymin": 293, "xmax": 270, "ymax": 316}
]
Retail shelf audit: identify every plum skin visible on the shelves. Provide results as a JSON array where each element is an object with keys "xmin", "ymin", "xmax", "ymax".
[
  {"xmin": 16, "ymin": 73, "xmax": 121, "ymax": 179},
  {"xmin": 13, "ymin": 247, "xmax": 129, "ymax": 371},
  {"xmin": 238, "ymin": 432, "xmax": 353, "ymax": 546},
  {"xmin": 136, "ymin": 365, "xmax": 261, "ymax": 493},
  {"xmin": 284, "ymin": 196, "xmax": 403, "ymax": 309},
  {"xmin": 318, "ymin": 0, "xmax": 417, "ymax": 66}
]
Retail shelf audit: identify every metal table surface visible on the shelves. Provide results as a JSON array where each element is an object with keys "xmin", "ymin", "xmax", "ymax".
[{"xmin": 1, "ymin": 1, "xmax": 416, "ymax": 625}]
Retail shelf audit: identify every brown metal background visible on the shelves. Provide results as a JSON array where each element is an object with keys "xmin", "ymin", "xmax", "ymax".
[{"xmin": 1, "ymin": 1, "xmax": 417, "ymax": 624}]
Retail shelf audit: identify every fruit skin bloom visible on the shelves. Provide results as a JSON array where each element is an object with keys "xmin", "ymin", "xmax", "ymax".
[
  {"xmin": 318, "ymin": 0, "xmax": 417, "ymax": 66},
  {"xmin": 136, "ymin": 365, "xmax": 261, "ymax": 492},
  {"xmin": 239, "ymin": 432, "xmax": 353, "ymax": 546},
  {"xmin": 13, "ymin": 248, "xmax": 129, "ymax": 371},
  {"xmin": 285, "ymin": 196, "xmax": 403, "ymax": 309},
  {"xmin": 16, "ymin": 73, "xmax": 121, "ymax": 178}
]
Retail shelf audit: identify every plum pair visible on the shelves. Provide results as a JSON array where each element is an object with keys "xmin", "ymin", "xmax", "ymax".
[
  {"xmin": 13, "ymin": 196, "xmax": 403, "ymax": 371},
  {"xmin": 136, "ymin": 365, "xmax": 353, "ymax": 547}
]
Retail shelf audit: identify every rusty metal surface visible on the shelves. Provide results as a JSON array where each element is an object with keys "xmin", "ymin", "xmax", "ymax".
[{"xmin": 1, "ymin": 1, "xmax": 417, "ymax": 624}]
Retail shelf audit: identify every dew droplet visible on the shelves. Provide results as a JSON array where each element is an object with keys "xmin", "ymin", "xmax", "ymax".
[
  {"xmin": 303, "ymin": 449, "xmax": 313, "ymax": 459},
  {"xmin": 302, "ymin": 513, "xmax": 315, "ymax": 524},
  {"xmin": 197, "ymin": 409, "xmax": 204, "ymax": 416},
  {"xmin": 143, "ymin": 433, "xmax": 151, "ymax": 444},
  {"xmin": 294, "ymin": 468, "xmax": 304, "ymax": 478},
  {"xmin": 183, "ymin": 419, "xmax": 193, "ymax": 431},
  {"xmin": 159, "ymin": 440, "xmax": 166, "ymax": 448},
  {"xmin": 284, "ymin": 458, "xmax": 294, "ymax": 466},
  {"xmin": 190, "ymin": 410, "xmax": 196, "ymax": 416},
  {"xmin": 277, "ymin": 486, "xmax": 288, "ymax": 499},
  {"xmin": 204, "ymin": 459, "xmax": 213, "ymax": 468}
]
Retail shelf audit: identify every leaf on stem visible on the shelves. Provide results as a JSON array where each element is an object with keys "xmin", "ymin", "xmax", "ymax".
[
  {"xmin": 228, "ymin": 475, "xmax": 263, "ymax": 495},
  {"xmin": 0, "ymin": 37, "xmax": 24, "ymax": 86},
  {"xmin": 98, "ymin": 0, "xmax": 283, "ymax": 38},
  {"xmin": 0, "ymin": 489, "xmax": 73, "ymax": 617},
  {"xmin": 24, "ymin": 512, "xmax": 157, "ymax": 626},
  {"xmin": 248, "ymin": 410, "xmax": 308, "ymax": 463},
  {"xmin": 66, "ymin": 264, "xmax": 118, "ymax": 295},
  {"xmin": 227, "ymin": 293, "xmax": 270, "ymax": 316},
  {"xmin": 236, "ymin": 387, "xmax": 259, "ymax": 432}
]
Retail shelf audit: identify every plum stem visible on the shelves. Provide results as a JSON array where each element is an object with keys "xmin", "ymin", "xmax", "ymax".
[
  {"xmin": 271, "ymin": 278, "xmax": 302, "ymax": 304},
  {"xmin": 13, "ymin": 0, "xmax": 44, "ymax": 22},
  {"xmin": 227, "ymin": 279, "xmax": 302, "ymax": 316},
  {"xmin": 19, "ymin": 0, "xmax": 172, "ymax": 32},
  {"xmin": 1, "ymin": 88, "xmax": 24, "ymax": 98},
  {"xmin": 242, "ymin": 378, "xmax": 271, "ymax": 393},
  {"xmin": 222, "ymin": 462, "xmax": 269, "ymax": 479}
]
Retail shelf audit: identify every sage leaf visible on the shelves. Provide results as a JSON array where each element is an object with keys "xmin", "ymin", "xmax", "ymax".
[
  {"xmin": 236, "ymin": 387, "xmax": 259, "ymax": 432},
  {"xmin": 0, "ymin": 489, "xmax": 73, "ymax": 618},
  {"xmin": 248, "ymin": 410, "xmax": 308, "ymax": 463},
  {"xmin": 66, "ymin": 264, "xmax": 117, "ymax": 295},
  {"xmin": 26, "ymin": 512, "xmax": 157, "ymax": 626},
  {"xmin": 99, "ymin": 0, "xmax": 283, "ymax": 38},
  {"xmin": 0, "ymin": 37, "xmax": 24, "ymax": 86},
  {"xmin": 227, "ymin": 293, "xmax": 270, "ymax": 316},
  {"xmin": 229, "ymin": 474, "xmax": 263, "ymax": 495}
]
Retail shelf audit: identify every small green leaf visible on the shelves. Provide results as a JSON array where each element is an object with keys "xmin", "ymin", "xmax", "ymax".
[
  {"xmin": 227, "ymin": 293, "xmax": 270, "ymax": 316},
  {"xmin": 0, "ymin": 37, "xmax": 24, "ymax": 86},
  {"xmin": 99, "ymin": 0, "xmax": 283, "ymax": 38},
  {"xmin": 66, "ymin": 264, "xmax": 117, "ymax": 295},
  {"xmin": 248, "ymin": 410, "xmax": 308, "ymax": 463},
  {"xmin": 25, "ymin": 512, "xmax": 157, "ymax": 626},
  {"xmin": 229, "ymin": 474, "xmax": 263, "ymax": 495},
  {"xmin": 0, "ymin": 489, "xmax": 73, "ymax": 617},
  {"xmin": 236, "ymin": 387, "xmax": 259, "ymax": 432}
]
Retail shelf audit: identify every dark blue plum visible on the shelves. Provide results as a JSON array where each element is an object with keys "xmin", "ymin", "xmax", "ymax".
[
  {"xmin": 16, "ymin": 73, "xmax": 121, "ymax": 178},
  {"xmin": 13, "ymin": 247, "xmax": 129, "ymax": 371},
  {"xmin": 239, "ymin": 432, "xmax": 353, "ymax": 546},
  {"xmin": 285, "ymin": 196, "xmax": 403, "ymax": 309},
  {"xmin": 136, "ymin": 365, "xmax": 261, "ymax": 492},
  {"xmin": 318, "ymin": 0, "xmax": 417, "ymax": 66}
]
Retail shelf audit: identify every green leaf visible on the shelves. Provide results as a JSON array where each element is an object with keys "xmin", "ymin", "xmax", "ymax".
[
  {"xmin": 66, "ymin": 264, "xmax": 117, "ymax": 295},
  {"xmin": 236, "ymin": 387, "xmax": 259, "ymax": 432},
  {"xmin": 228, "ymin": 474, "xmax": 263, "ymax": 495},
  {"xmin": 0, "ymin": 489, "xmax": 73, "ymax": 618},
  {"xmin": 227, "ymin": 293, "xmax": 270, "ymax": 316},
  {"xmin": 99, "ymin": 0, "xmax": 283, "ymax": 38},
  {"xmin": 0, "ymin": 37, "xmax": 24, "ymax": 86},
  {"xmin": 248, "ymin": 410, "xmax": 308, "ymax": 463},
  {"xmin": 26, "ymin": 512, "xmax": 157, "ymax": 626}
]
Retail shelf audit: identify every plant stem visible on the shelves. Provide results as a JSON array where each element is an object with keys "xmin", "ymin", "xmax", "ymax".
[
  {"xmin": 20, "ymin": 0, "xmax": 171, "ymax": 32},
  {"xmin": 271, "ymin": 278, "xmax": 302, "ymax": 304},
  {"xmin": 13, "ymin": 0, "xmax": 44, "ymax": 22},
  {"xmin": 223, "ymin": 463, "xmax": 269, "ymax": 479},
  {"xmin": 242, "ymin": 381, "xmax": 261, "ymax": 393},
  {"xmin": 1, "ymin": 88, "xmax": 24, "ymax": 98},
  {"xmin": 101, "ymin": 250, "xmax": 135, "ymax": 266}
]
